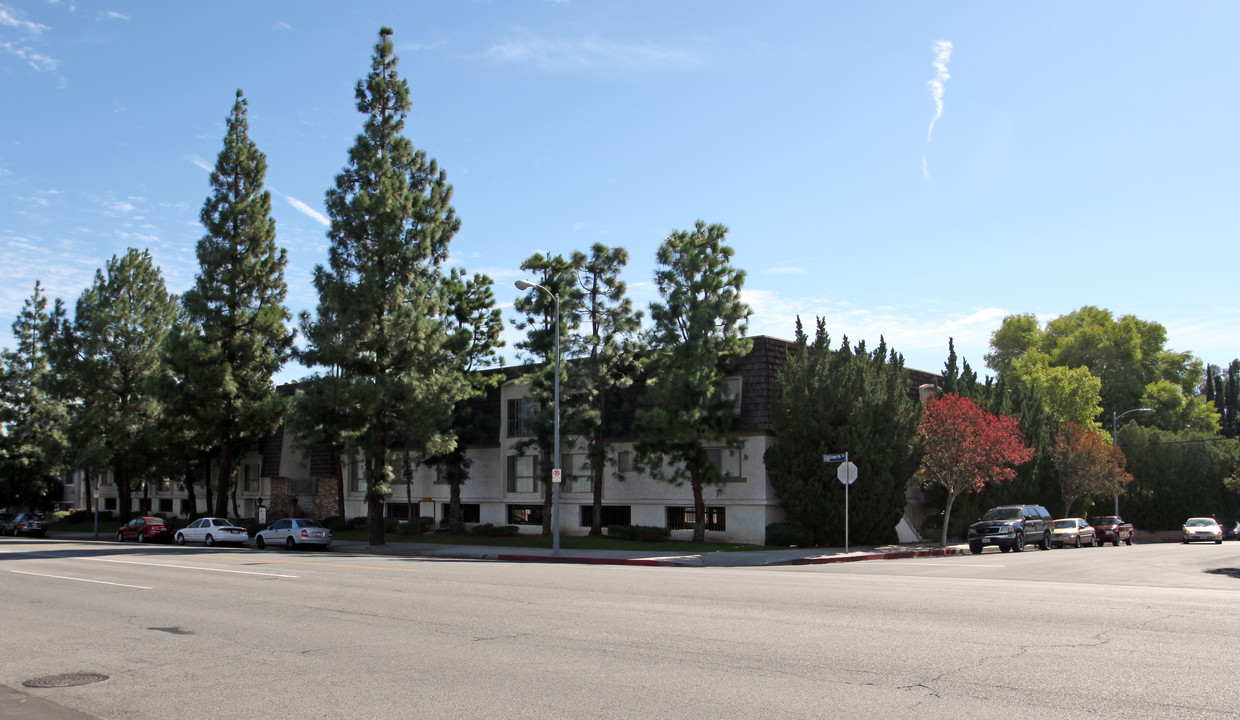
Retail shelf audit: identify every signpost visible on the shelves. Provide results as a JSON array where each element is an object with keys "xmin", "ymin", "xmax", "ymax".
[{"xmin": 824, "ymin": 452, "xmax": 859, "ymax": 552}]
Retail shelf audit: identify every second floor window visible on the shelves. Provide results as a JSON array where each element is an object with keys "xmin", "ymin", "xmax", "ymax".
[
  {"xmin": 507, "ymin": 397, "xmax": 538, "ymax": 437},
  {"xmin": 507, "ymin": 454, "xmax": 538, "ymax": 493}
]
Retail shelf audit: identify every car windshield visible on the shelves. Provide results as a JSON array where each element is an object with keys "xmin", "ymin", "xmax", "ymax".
[
  {"xmin": 1053, "ymin": 520, "xmax": 1076, "ymax": 529},
  {"xmin": 981, "ymin": 508, "xmax": 1021, "ymax": 521},
  {"xmin": 1186, "ymin": 518, "xmax": 1216, "ymax": 527},
  {"xmin": 298, "ymin": 519, "xmax": 324, "ymax": 528}
]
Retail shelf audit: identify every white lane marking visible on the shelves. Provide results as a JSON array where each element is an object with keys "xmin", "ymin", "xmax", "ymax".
[
  {"xmin": 10, "ymin": 569, "xmax": 151, "ymax": 589},
  {"xmin": 80, "ymin": 557, "xmax": 298, "ymax": 578}
]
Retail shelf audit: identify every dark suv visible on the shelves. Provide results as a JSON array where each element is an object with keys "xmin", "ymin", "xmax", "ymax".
[{"xmin": 967, "ymin": 505, "xmax": 1053, "ymax": 554}]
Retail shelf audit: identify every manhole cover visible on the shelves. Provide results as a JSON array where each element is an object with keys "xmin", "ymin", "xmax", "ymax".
[{"xmin": 23, "ymin": 673, "xmax": 109, "ymax": 688}]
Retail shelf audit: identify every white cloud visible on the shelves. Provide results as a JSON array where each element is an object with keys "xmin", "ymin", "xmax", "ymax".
[
  {"xmin": 187, "ymin": 155, "xmax": 213, "ymax": 172},
  {"xmin": 1, "ymin": 40, "xmax": 57, "ymax": 71},
  {"xmin": 0, "ymin": 5, "xmax": 49, "ymax": 35},
  {"xmin": 925, "ymin": 40, "xmax": 953, "ymax": 142},
  {"xmin": 483, "ymin": 31, "xmax": 702, "ymax": 71},
  {"xmin": 275, "ymin": 22, "xmax": 291, "ymax": 31},
  {"xmin": 281, "ymin": 193, "xmax": 329, "ymax": 226},
  {"xmin": 105, "ymin": 200, "xmax": 136, "ymax": 213},
  {"xmin": 103, "ymin": 11, "xmax": 128, "ymax": 21}
]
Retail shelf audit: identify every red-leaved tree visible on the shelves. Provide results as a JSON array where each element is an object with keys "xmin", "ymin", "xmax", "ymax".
[
  {"xmin": 917, "ymin": 393, "xmax": 1035, "ymax": 547},
  {"xmin": 1050, "ymin": 422, "xmax": 1133, "ymax": 517}
]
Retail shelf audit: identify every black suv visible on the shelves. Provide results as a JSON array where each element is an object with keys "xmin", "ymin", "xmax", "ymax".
[{"xmin": 967, "ymin": 505, "xmax": 1053, "ymax": 554}]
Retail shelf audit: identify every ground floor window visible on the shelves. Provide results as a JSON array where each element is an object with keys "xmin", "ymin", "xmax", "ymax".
[
  {"xmin": 385, "ymin": 502, "xmax": 418, "ymax": 520},
  {"xmin": 507, "ymin": 455, "xmax": 538, "ymax": 493},
  {"xmin": 158, "ymin": 499, "xmax": 173, "ymax": 513},
  {"xmin": 180, "ymin": 499, "xmax": 193, "ymax": 515},
  {"xmin": 507, "ymin": 504, "xmax": 543, "ymax": 525},
  {"xmin": 666, "ymin": 506, "xmax": 726, "ymax": 532},
  {"xmin": 441, "ymin": 503, "xmax": 480, "ymax": 524},
  {"xmin": 580, "ymin": 505, "xmax": 632, "ymax": 528},
  {"xmin": 104, "ymin": 497, "xmax": 116, "ymax": 511}
]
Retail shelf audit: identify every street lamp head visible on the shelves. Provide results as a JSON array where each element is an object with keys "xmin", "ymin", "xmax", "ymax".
[{"xmin": 514, "ymin": 280, "xmax": 534, "ymax": 291}]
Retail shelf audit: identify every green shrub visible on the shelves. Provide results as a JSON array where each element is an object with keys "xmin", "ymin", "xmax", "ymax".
[
  {"xmin": 323, "ymin": 516, "xmax": 346, "ymax": 532},
  {"xmin": 346, "ymin": 516, "xmax": 368, "ymax": 530},
  {"xmin": 383, "ymin": 517, "xmax": 400, "ymax": 533},
  {"xmin": 765, "ymin": 521, "xmax": 814, "ymax": 547},
  {"xmin": 65, "ymin": 509, "xmax": 98, "ymax": 524},
  {"xmin": 606, "ymin": 524, "xmax": 670, "ymax": 542},
  {"xmin": 417, "ymin": 516, "xmax": 436, "ymax": 534}
]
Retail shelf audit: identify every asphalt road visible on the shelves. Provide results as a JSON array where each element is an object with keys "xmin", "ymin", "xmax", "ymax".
[{"xmin": 2, "ymin": 537, "xmax": 1239, "ymax": 719}]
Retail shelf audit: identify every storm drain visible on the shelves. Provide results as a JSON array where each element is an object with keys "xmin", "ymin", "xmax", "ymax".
[{"xmin": 23, "ymin": 673, "xmax": 109, "ymax": 688}]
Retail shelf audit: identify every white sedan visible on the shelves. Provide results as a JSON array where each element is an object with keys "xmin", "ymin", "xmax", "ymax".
[
  {"xmin": 254, "ymin": 518, "xmax": 332, "ymax": 550},
  {"xmin": 1183, "ymin": 517, "xmax": 1223, "ymax": 544},
  {"xmin": 175, "ymin": 517, "xmax": 250, "ymax": 547}
]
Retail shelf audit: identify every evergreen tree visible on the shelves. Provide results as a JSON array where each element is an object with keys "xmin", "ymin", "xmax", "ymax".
[
  {"xmin": 0, "ymin": 283, "xmax": 67, "ymax": 509},
  {"xmin": 299, "ymin": 28, "xmax": 473, "ymax": 547},
  {"xmin": 64, "ymin": 249, "xmax": 177, "ymax": 522},
  {"xmin": 570, "ymin": 244, "xmax": 642, "ymax": 536},
  {"xmin": 169, "ymin": 89, "xmax": 294, "ymax": 518},
  {"xmin": 765, "ymin": 317, "xmax": 922, "ymax": 546},
  {"xmin": 634, "ymin": 220, "xmax": 752, "ymax": 543},
  {"xmin": 512, "ymin": 252, "xmax": 584, "ymax": 535}
]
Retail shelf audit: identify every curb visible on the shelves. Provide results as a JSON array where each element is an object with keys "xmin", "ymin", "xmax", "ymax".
[
  {"xmin": 497, "ymin": 554, "xmax": 674, "ymax": 566},
  {"xmin": 788, "ymin": 547, "xmax": 967, "ymax": 565}
]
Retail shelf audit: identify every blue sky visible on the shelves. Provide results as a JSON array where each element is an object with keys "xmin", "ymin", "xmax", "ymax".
[{"xmin": 3, "ymin": 1, "xmax": 1238, "ymax": 385}]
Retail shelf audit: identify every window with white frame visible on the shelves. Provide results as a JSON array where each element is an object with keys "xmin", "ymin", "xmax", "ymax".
[
  {"xmin": 616, "ymin": 450, "xmax": 633, "ymax": 473},
  {"xmin": 706, "ymin": 446, "xmax": 744, "ymax": 481},
  {"xmin": 506, "ymin": 397, "xmax": 538, "ymax": 437},
  {"xmin": 346, "ymin": 456, "xmax": 364, "ymax": 494},
  {"xmin": 242, "ymin": 463, "xmax": 260, "ymax": 492},
  {"xmin": 507, "ymin": 454, "xmax": 538, "ymax": 493},
  {"xmin": 562, "ymin": 453, "xmax": 592, "ymax": 493}
]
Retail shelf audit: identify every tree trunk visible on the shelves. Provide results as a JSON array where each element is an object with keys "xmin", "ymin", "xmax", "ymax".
[
  {"xmin": 367, "ymin": 433, "xmax": 386, "ymax": 547},
  {"xmin": 939, "ymin": 490, "xmax": 959, "ymax": 549},
  {"xmin": 214, "ymin": 440, "xmax": 232, "ymax": 521},
  {"xmin": 184, "ymin": 468, "xmax": 198, "ymax": 519},
  {"xmin": 448, "ymin": 461, "xmax": 464, "ymax": 533},
  {"xmin": 540, "ymin": 445, "xmax": 553, "ymax": 536},
  {"xmin": 203, "ymin": 454, "xmax": 215, "ymax": 517},
  {"xmin": 691, "ymin": 472, "xmax": 706, "ymax": 544},
  {"xmin": 590, "ymin": 464, "xmax": 604, "ymax": 537}
]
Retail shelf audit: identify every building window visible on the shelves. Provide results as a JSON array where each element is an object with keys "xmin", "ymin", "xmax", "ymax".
[
  {"xmin": 507, "ymin": 454, "xmax": 538, "ymax": 493},
  {"xmin": 104, "ymin": 497, "xmax": 116, "ymax": 510},
  {"xmin": 725, "ymin": 376, "xmax": 742, "ymax": 409},
  {"xmin": 346, "ymin": 457, "xmax": 364, "ymax": 494},
  {"xmin": 580, "ymin": 505, "xmax": 632, "ymax": 528},
  {"xmin": 433, "ymin": 465, "xmax": 450, "ymax": 485},
  {"xmin": 507, "ymin": 397, "xmax": 538, "ymax": 437},
  {"xmin": 243, "ymin": 463, "xmax": 260, "ymax": 492},
  {"xmin": 180, "ymin": 499, "xmax": 193, "ymax": 515},
  {"xmin": 290, "ymin": 478, "xmax": 317, "ymax": 497},
  {"xmin": 99, "ymin": 471, "xmax": 113, "ymax": 486},
  {"xmin": 562, "ymin": 453, "xmax": 592, "ymax": 493},
  {"xmin": 666, "ymin": 506, "xmax": 726, "ymax": 532},
  {"xmin": 507, "ymin": 504, "xmax": 543, "ymax": 525},
  {"xmin": 159, "ymin": 478, "xmax": 171, "ymax": 493},
  {"xmin": 706, "ymin": 447, "xmax": 744, "ymax": 482},
  {"xmin": 441, "ymin": 503, "xmax": 481, "ymax": 524},
  {"xmin": 616, "ymin": 450, "xmax": 632, "ymax": 473},
  {"xmin": 386, "ymin": 502, "xmax": 417, "ymax": 520},
  {"xmin": 158, "ymin": 499, "xmax": 173, "ymax": 513}
]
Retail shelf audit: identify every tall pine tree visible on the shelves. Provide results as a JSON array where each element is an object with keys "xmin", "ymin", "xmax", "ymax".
[
  {"xmin": 168, "ymin": 89, "xmax": 294, "ymax": 518},
  {"xmin": 634, "ymin": 221, "xmax": 751, "ymax": 543},
  {"xmin": 299, "ymin": 28, "xmax": 474, "ymax": 547}
]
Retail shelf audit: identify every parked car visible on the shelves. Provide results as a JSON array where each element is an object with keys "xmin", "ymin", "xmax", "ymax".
[
  {"xmin": 0, "ymin": 512, "xmax": 12, "ymax": 533},
  {"xmin": 175, "ymin": 517, "xmax": 249, "ymax": 547},
  {"xmin": 967, "ymin": 504, "xmax": 1054, "ymax": 554},
  {"xmin": 5, "ymin": 512, "xmax": 47, "ymax": 537},
  {"xmin": 254, "ymin": 518, "xmax": 332, "ymax": 550},
  {"xmin": 1222, "ymin": 521, "xmax": 1240, "ymax": 541},
  {"xmin": 1051, "ymin": 518, "xmax": 1097, "ymax": 548},
  {"xmin": 1087, "ymin": 515, "xmax": 1134, "ymax": 546},
  {"xmin": 117, "ymin": 516, "xmax": 174, "ymax": 543},
  {"xmin": 1182, "ymin": 517, "xmax": 1223, "ymax": 544}
]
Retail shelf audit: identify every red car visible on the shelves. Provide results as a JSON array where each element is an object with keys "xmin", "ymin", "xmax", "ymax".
[
  {"xmin": 117, "ymin": 516, "xmax": 174, "ymax": 543},
  {"xmin": 1088, "ymin": 515, "xmax": 1134, "ymax": 546}
]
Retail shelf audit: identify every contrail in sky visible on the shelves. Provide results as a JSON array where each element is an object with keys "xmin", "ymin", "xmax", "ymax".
[{"xmin": 926, "ymin": 40, "xmax": 953, "ymax": 142}]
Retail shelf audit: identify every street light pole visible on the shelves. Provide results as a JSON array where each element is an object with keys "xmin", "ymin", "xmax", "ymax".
[
  {"xmin": 1111, "ymin": 407, "xmax": 1153, "ymax": 515},
  {"xmin": 515, "ymin": 280, "xmax": 561, "ymax": 556}
]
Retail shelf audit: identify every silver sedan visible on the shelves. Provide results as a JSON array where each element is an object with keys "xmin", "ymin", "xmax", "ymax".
[
  {"xmin": 254, "ymin": 518, "xmax": 333, "ymax": 550},
  {"xmin": 176, "ymin": 517, "xmax": 249, "ymax": 547}
]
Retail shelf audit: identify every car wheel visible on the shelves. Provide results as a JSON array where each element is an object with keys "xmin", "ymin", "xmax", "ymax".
[
  {"xmin": 205, "ymin": 534, "xmax": 215, "ymax": 547},
  {"xmin": 999, "ymin": 543, "xmax": 1012, "ymax": 553},
  {"xmin": 1126, "ymin": 536, "xmax": 1133, "ymax": 546},
  {"xmin": 255, "ymin": 535, "xmax": 266, "ymax": 549},
  {"xmin": 969, "ymin": 543, "xmax": 983, "ymax": 554},
  {"xmin": 137, "ymin": 533, "xmax": 145, "ymax": 543},
  {"xmin": 175, "ymin": 533, "xmax": 185, "ymax": 545},
  {"xmin": 1216, "ymin": 539, "xmax": 1223, "ymax": 544},
  {"xmin": 1090, "ymin": 535, "xmax": 1097, "ymax": 547},
  {"xmin": 1040, "ymin": 532, "xmax": 1052, "ymax": 550},
  {"xmin": 1183, "ymin": 539, "xmax": 1190, "ymax": 544},
  {"xmin": 1113, "ymin": 537, "xmax": 1121, "ymax": 546},
  {"xmin": 1013, "ymin": 533, "xmax": 1025, "ymax": 552},
  {"xmin": 1074, "ymin": 535, "xmax": 1081, "ymax": 548},
  {"xmin": 116, "ymin": 531, "xmax": 124, "ymax": 542},
  {"xmin": 286, "ymin": 537, "xmax": 296, "ymax": 551}
]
